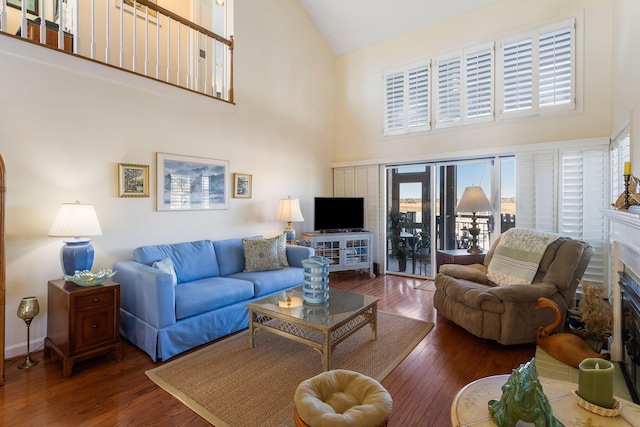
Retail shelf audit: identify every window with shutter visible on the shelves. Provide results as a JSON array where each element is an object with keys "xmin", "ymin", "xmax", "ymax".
[
  {"xmin": 435, "ymin": 55, "xmax": 462, "ymax": 128},
  {"xmin": 502, "ymin": 37, "xmax": 534, "ymax": 113},
  {"xmin": 500, "ymin": 19, "xmax": 575, "ymax": 119},
  {"xmin": 384, "ymin": 71, "xmax": 405, "ymax": 135},
  {"xmin": 560, "ymin": 149, "xmax": 607, "ymax": 285},
  {"xmin": 408, "ymin": 64, "xmax": 430, "ymax": 130},
  {"xmin": 383, "ymin": 61, "xmax": 430, "ymax": 135},
  {"xmin": 466, "ymin": 46, "xmax": 494, "ymax": 122},
  {"xmin": 539, "ymin": 27, "xmax": 573, "ymax": 108}
]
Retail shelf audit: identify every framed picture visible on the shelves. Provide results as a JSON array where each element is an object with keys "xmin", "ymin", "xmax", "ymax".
[
  {"xmin": 7, "ymin": 0, "xmax": 38, "ymax": 15},
  {"xmin": 233, "ymin": 173, "xmax": 252, "ymax": 199},
  {"xmin": 156, "ymin": 153, "xmax": 229, "ymax": 211},
  {"xmin": 118, "ymin": 163, "xmax": 150, "ymax": 198}
]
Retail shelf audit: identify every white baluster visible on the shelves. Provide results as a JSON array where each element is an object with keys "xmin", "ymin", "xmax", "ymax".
[
  {"xmin": 90, "ymin": 0, "xmax": 96, "ymax": 58},
  {"xmin": 177, "ymin": 21, "xmax": 181, "ymax": 86},
  {"xmin": 166, "ymin": 19, "xmax": 171, "ymax": 83},
  {"xmin": 105, "ymin": 0, "xmax": 110, "ymax": 63},
  {"xmin": 132, "ymin": 0, "xmax": 137, "ymax": 72},
  {"xmin": 119, "ymin": 0, "xmax": 124, "ymax": 67},
  {"xmin": 155, "ymin": 11, "xmax": 160, "ymax": 79},
  {"xmin": 39, "ymin": 0, "xmax": 45, "ymax": 44},
  {"xmin": 144, "ymin": 3, "xmax": 148, "ymax": 76}
]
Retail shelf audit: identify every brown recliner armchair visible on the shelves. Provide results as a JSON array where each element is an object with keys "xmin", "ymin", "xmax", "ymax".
[{"xmin": 433, "ymin": 234, "xmax": 594, "ymax": 345}]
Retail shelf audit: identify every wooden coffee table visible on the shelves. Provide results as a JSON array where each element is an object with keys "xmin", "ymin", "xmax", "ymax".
[{"xmin": 247, "ymin": 286, "xmax": 378, "ymax": 371}]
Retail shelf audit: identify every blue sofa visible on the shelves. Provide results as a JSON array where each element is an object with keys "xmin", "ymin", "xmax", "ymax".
[{"xmin": 113, "ymin": 237, "xmax": 314, "ymax": 361}]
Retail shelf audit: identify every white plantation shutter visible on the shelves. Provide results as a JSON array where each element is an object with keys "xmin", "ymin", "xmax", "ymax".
[
  {"xmin": 384, "ymin": 71, "xmax": 405, "ymax": 134},
  {"xmin": 516, "ymin": 151, "xmax": 556, "ymax": 232},
  {"xmin": 435, "ymin": 55, "xmax": 462, "ymax": 128},
  {"xmin": 539, "ymin": 26, "xmax": 574, "ymax": 108},
  {"xmin": 611, "ymin": 128, "xmax": 630, "ymax": 205},
  {"xmin": 383, "ymin": 61, "xmax": 430, "ymax": 135},
  {"xmin": 502, "ymin": 37, "xmax": 534, "ymax": 113},
  {"xmin": 408, "ymin": 64, "xmax": 430, "ymax": 129},
  {"xmin": 561, "ymin": 149, "xmax": 607, "ymax": 285},
  {"xmin": 466, "ymin": 46, "xmax": 493, "ymax": 120}
]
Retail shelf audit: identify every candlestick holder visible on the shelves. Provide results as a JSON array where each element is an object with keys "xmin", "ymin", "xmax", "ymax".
[
  {"xmin": 624, "ymin": 174, "xmax": 631, "ymax": 209},
  {"xmin": 17, "ymin": 296, "xmax": 40, "ymax": 369}
]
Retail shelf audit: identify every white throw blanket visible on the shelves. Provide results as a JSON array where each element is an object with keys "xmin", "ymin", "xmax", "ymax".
[{"xmin": 487, "ymin": 228, "xmax": 560, "ymax": 286}]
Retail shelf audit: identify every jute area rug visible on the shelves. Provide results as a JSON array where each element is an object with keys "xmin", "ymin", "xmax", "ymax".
[
  {"xmin": 415, "ymin": 279, "xmax": 436, "ymax": 291},
  {"xmin": 146, "ymin": 312, "xmax": 433, "ymax": 427}
]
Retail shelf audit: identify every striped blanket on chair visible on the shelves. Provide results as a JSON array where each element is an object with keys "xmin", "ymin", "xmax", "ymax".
[{"xmin": 487, "ymin": 228, "xmax": 560, "ymax": 286}]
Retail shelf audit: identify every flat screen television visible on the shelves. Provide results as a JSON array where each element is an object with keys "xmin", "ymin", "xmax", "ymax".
[{"xmin": 314, "ymin": 197, "xmax": 365, "ymax": 232}]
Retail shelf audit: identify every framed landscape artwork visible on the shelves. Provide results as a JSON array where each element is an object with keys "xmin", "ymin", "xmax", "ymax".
[
  {"xmin": 118, "ymin": 163, "xmax": 149, "ymax": 198},
  {"xmin": 7, "ymin": 0, "xmax": 38, "ymax": 15},
  {"xmin": 233, "ymin": 173, "xmax": 252, "ymax": 199},
  {"xmin": 156, "ymin": 153, "xmax": 229, "ymax": 211}
]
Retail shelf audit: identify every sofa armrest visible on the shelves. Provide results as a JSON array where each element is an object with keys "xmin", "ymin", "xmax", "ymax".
[
  {"xmin": 286, "ymin": 245, "xmax": 315, "ymax": 268},
  {"xmin": 487, "ymin": 282, "xmax": 559, "ymax": 302},
  {"xmin": 113, "ymin": 260, "xmax": 176, "ymax": 329},
  {"xmin": 439, "ymin": 263, "xmax": 488, "ymax": 284}
]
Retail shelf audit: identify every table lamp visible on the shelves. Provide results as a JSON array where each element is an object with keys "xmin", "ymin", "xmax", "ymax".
[
  {"xmin": 276, "ymin": 197, "xmax": 304, "ymax": 243},
  {"xmin": 456, "ymin": 186, "xmax": 494, "ymax": 254},
  {"xmin": 17, "ymin": 296, "xmax": 39, "ymax": 369},
  {"xmin": 48, "ymin": 201, "xmax": 103, "ymax": 275}
]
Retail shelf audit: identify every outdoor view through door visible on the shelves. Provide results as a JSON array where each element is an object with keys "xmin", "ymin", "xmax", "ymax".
[{"xmin": 386, "ymin": 157, "xmax": 515, "ymax": 277}]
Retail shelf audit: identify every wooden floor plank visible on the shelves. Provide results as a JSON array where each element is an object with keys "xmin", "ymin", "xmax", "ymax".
[{"xmin": 1, "ymin": 272, "xmax": 535, "ymax": 426}]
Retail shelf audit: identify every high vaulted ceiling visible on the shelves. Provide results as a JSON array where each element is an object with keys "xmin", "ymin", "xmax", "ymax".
[{"xmin": 298, "ymin": 0, "xmax": 499, "ymax": 56}]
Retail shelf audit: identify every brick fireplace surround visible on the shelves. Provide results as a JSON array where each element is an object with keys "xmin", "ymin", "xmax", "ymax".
[{"xmin": 604, "ymin": 208, "xmax": 640, "ymax": 402}]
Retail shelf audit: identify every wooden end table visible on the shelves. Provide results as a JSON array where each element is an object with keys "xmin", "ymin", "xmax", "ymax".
[
  {"xmin": 44, "ymin": 279, "xmax": 122, "ymax": 378},
  {"xmin": 436, "ymin": 249, "xmax": 486, "ymax": 273}
]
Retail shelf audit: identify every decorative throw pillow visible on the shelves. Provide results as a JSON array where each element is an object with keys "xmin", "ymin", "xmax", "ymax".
[
  {"xmin": 276, "ymin": 233, "xmax": 289, "ymax": 267},
  {"xmin": 243, "ymin": 236, "xmax": 284, "ymax": 272},
  {"xmin": 152, "ymin": 257, "xmax": 178, "ymax": 286}
]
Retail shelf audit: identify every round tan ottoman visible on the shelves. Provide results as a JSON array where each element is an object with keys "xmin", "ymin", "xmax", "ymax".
[{"xmin": 293, "ymin": 369, "xmax": 393, "ymax": 427}]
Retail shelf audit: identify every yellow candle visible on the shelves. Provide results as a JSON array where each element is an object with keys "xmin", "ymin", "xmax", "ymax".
[
  {"xmin": 578, "ymin": 358, "xmax": 615, "ymax": 409},
  {"xmin": 624, "ymin": 161, "xmax": 632, "ymax": 175}
]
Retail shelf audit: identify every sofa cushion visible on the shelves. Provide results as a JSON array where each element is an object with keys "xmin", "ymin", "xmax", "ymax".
[
  {"xmin": 133, "ymin": 240, "xmax": 220, "ymax": 284},
  {"xmin": 152, "ymin": 258, "xmax": 178, "ymax": 286},
  {"xmin": 243, "ymin": 236, "xmax": 284, "ymax": 272},
  {"xmin": 214, "ymin": 237, "xmax": 255, "ymax": 276},
  {"xmin": 230, "ymin": 267, "xmax": 303, "ymax": 297},
  {"xmin": 174, "ymin": 277, "xmax": 255, "ymax": 320}
]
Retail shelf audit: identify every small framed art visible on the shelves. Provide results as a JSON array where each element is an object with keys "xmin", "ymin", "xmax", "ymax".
[
  {"xmin": 118, "ymin": 163, "xmax": 150, "ymax": 197},
  {"xmin": 233, "ymin": 173, "xmax": 252, "ymax": 199}
]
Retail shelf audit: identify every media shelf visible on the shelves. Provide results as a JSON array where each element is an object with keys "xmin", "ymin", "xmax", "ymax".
[{"xmin": 302, "ymin": 231, "xmax": 375, "ymax": 278}]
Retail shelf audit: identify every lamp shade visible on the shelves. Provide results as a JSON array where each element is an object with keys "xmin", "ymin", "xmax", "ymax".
[
  {"xmin": 456, "ymin": 186, "xmax": 494, "ymax": 213},
  {"xmin": 49, "ymin": 202, "xmax": 103, "ymax": 275},
  {"xmin": 276, "ymin": 197, "xmax": 304, "ymax": 222},
  {"xmin": 48, "ymin": 202, "xmax": 103, "ymax": 238}
]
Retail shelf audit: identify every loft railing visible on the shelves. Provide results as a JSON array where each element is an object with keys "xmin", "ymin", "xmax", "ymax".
[{"xmin": 0, "ymin": 0, "xmax": 234, "ymax": 103}]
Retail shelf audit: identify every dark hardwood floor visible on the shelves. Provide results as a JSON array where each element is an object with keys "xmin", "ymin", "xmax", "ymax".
[{"xmin": 0, "ymin": 272, "xmax": 535, "ymax": 426}]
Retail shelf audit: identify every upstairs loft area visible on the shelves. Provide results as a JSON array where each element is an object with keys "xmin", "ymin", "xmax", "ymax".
[{"xmin": 0, "ymin": 0, "xmax": 234, "ymax": 103}]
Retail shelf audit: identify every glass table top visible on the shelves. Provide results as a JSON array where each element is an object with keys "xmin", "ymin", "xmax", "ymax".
[{"xmin": 248, "ymin": 285, "xmax": 377, "ymax": 328}]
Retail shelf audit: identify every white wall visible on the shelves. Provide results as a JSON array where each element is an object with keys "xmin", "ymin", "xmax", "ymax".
[
  {"xmin": 0, "ymin": 0, "xmax": 336, "ymax": 358},
  {"xmin": 612, "ymin": 0, "xmax": 640, "ymax": 167},
  {"xmin": 334, "ymin": 0, "xmax": 613, "ymax": 164}
]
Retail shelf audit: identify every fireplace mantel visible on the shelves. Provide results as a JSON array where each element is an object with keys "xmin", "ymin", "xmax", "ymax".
[{"xmin": 603, "ymin": 208, "xmax": 640, "ymax": 361}]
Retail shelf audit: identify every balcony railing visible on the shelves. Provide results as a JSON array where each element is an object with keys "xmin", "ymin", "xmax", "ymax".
[{"xmin": 0, "ymin": 0, "xmax": 233, "ymax": 102}]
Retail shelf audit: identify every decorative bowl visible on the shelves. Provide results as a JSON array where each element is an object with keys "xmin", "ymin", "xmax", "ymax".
[{"xmin": 63, "ymin": 269, "xmax": 116, "ymax": 287}]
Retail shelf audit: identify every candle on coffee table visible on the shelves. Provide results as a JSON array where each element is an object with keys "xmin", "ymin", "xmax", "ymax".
[{"xmin": 578, "ymin": 358, "xmax": 615, "ymax": 409}]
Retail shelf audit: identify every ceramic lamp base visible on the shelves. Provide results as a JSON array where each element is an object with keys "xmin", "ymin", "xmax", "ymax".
[{"xmin": 61, "ymin": 239, "xmax": 95, "ymax": 275}]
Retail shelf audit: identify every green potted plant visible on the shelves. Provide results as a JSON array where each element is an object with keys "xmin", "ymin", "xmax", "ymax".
[
  {"xmin": 414, "ymin": 227, "xmax": 431, "ymax": 255},
  {"xmin": 395, "ymin": 244, "xmax": 412, "ymax": 272}
]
